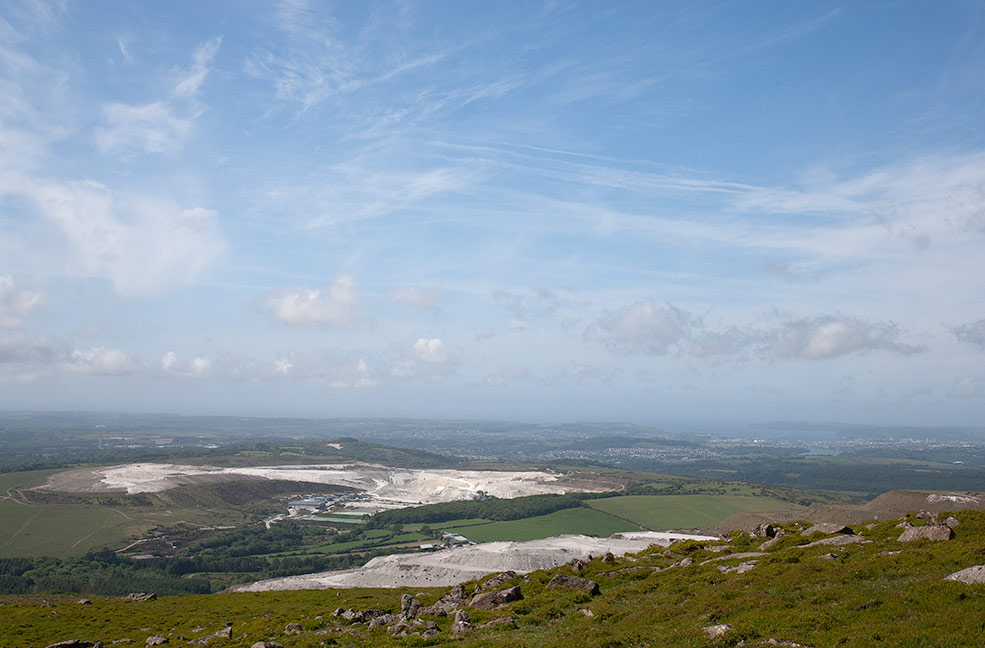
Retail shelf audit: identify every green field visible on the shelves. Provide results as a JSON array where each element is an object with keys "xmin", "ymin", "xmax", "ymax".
[
  {"xmin": 586, "ymin": 494, "xmax": 800, "ymax": 530},
  {"xmin": 442, "ymin": 506, "xmax": 640, "ymax": 542}
]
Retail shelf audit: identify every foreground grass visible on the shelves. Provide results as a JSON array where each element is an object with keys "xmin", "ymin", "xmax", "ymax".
[{"xmin": 6, "ymin": 510, "xmax": 985, "ymax": 647}]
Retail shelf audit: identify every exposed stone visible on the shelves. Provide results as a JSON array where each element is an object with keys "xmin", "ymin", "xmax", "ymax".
[
  {"xmin": 478, "ymin": 616, "xmax": 516, "ymax": 629},
  {"xmin": 946, "ymin": 565, "xmax": 985, "ymax": 584},
  {"xmin": 479, "ymin": 571, "xmax": 518, "ymax": 591},
  {"xmin": 250, "ymin": 643, "xmax": 284, "ymax": 648},
  {"xmin": 386, "ymin": 619, "xmax": 439, "ymax": 638},
  {"xmin": 801, "ymin": 523, "xmax": 853, "ymax": 537},
  {"xmin": 195, "ymin": 627, "xmax": 231, "ymax": 645},
  {"xmin": 701, "ymin": 552, "xmax": 767, "ymax": 564},
  {"xmin": 44, "ymin": 641, "xmax": 94, "ymax": 648},
  {"xmin": 567, "ymin": 558, "xmax": 588, "ymax": 573},
  {"xmin": 819, "ymin": 553, "xmax": 838, "ymax": 561},
  {"xmin": 144, "ymin": 637, "xmax": 168, "ymax": 647},
  {"xmin": 758, "ymin": 532, "xmax": 785, "ymax": 551},
  {"xmin": 755, "ymin": 523, "xmax": 777, "ymax": 538},
  {"xmin": 703, "ymin": 624, "xmax": 732, "ymax": 638},
  {"xmin": 400, "ymin": 593, "xmax": 421, "ymax": 619},
  {"xmin": 898, "ymin": 525, "xmax": 954, "ymax": 542},
  {"xmin": 601, "ymin": 552, "xmax": 615, "ymax": 563},
  {"xmin": 579, "ymin": 608, "xmax": 595, "ymax": 617},
  {"xmin": 368, "ymin": 614, "xmax": 401, "ymax": 628},
  {"xmin": 284, "ymin": 622, "xmax": 302, "ymax": 634},
  {"xmin": 944, "ymin": 516, "xmax": 961, "ymax": 529},
  {"xmin": 801, "ymin": 535, "xmax": 868, "ymax": 548},
  {"xmin": 718, "ymin": 561, "xmax": 757, "ymax": 574},
  {"xmin": 77, "ymin": 599, "xmax": 92, "ymax": 605},
  {"xmin": 546, "ymin": 573, "xmax": 600, "ymax": 595},
  {"xmin": 469, "ymin": 585, "xmax": 523, "ymax": 610},
  {"xmin": 110, "ymin": 641, "xmax": 133, "ymax": 645},
  {"xmin": 127, "ymin": 593, "xmax": 157, "ymax": 602},
  {"xmin": 451, "ymin": 609, "xmax": 472, "ymax": 634}
]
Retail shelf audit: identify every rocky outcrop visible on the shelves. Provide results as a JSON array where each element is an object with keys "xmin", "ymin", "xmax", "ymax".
[
  {"xmin": 718, "ymin": 561, "xmax": 757, "ymax": 574},
  {"xmin": 897, "ymin": 525, "xmax": 954, "ymax": 542},
  {"xmin": 801, "ymin": 523, "xmax": 853, "ymax": 536},
  {"xmin": 127, "ymin": 593, "xmax": 157, "ymax": 602},
  {"xmin": 194, "ymin": 627, "xmax": 231, "ymax": 645},
  {"xmin": 546, "ymin": 573, "xmax": 600, "ymax": 595},
  {"xmin": 946, "ymin": 565, "xmax": 985, "ymax": 584},
  {"xmin": 703, "ymin": 624, "xmax": 732, "ymax": 638},
  {"xmin": 451, "ymin": 609, "xmax": 472, "ymax": 633},
  {"xmin": 385, "ymin": 619, "xmax": 438, "ymax": 638},
  {"xmin": 400, "ymin": 593, "xmax": 421, "ymax": 619},
  {"xmin": 470, "ymin": 585, "xmax": 523, "ymax": 610},
  {"xmin": 801, "ymin": 535, "xmax": 868, "ymax": 548},
  {"xmin": 478, "ymin": 571, "xmax": 517, "ymax": 591}
]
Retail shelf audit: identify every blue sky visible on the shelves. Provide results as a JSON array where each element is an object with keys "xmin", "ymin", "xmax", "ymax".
[{"xmin": 1, "ymin": 0, "xmax": 984, "ymax": 427}]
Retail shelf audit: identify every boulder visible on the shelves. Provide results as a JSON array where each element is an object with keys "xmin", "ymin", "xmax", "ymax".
[
  {"xmin": 368, "ymin": 614, "xmax": 401, "ymax": 628},
  {"xmin": 718, "ymin": 561, "xmax": 757, "ymax": 574},
  {"xmin": 400, "ymin": 593, "xmax": 421, "ymax": 619},
  {"xmin": 479, "ymin": 571, "xmax": 518, "ymax": 590},
  {"xmin": 567, "ymin": 558, "xmax": 588, "ymax": 573},
  {"xmin": 601, "ymin": 552, "xmax": 615, "ymax": 563},
  {"xmin": 755, "ymin": 523, "xmax": 777, "ymax": 538},
  {"xmin": 144, "ymin": 637, "xmax": 168, "ymax": 647},
  {"xmin": 802, "ymin": 535, "xmax": 867, "ymax": 548},
  {"xmin": 469, "ymin": 586, "xmax": 523, "ymax": 610},
  {"xmin": 386, "ymin": 619, "xmax": 438, "ymax": 638},
  {"xmin": 44, "ymin": 641, "xmax": 95, "ymax": 648},
  {"xmin": 801, "ymin": 523, "xmax": 853, "ymax": 537},
  {"xmin": 546, "ymin": 573, "xmax": 600, "ymax": 595},
  {"xmin": 451, "ymin": 609, "xmax": 472, "ymax": 634},
  {"xmin": 898, "ymin": 525, "xmax": 954, "ymax": 542},
  {"xmin": 944, "ymin": 516, "xmax": 961, "ymax": 529},
  {"xmin": 478, "ymin": 616, "xmax": 516, "ymax": 629},
  {"xmin": 77, "ymin": 599, "xmax": 92, "ymax": 605},
  {"xmin": 946, "ymin": 565, "xmax": 985, "ymax": 584},
  {"xmin": 127, "ymin": 593, "xmax": 157, "ymax": 602},
  {"xmin": 194, "ymin": 627, "xmax": 231, "ymax": 645},
  {"xmin": 284, "ymin": 622, "xmax": 302, "ymax": 634},
  {"xmin": 250, "ymin": 643, "xmax": 284, "ymax": 648},
  {"xmin": 703, "ymin": 624, "xmax": 732, "ymax": 638}
]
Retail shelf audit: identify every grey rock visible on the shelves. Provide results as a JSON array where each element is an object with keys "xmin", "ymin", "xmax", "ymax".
[
  {"xmin": 284, "ymin": 622, "xmax": 302, "ymax": 634},
  {"xmin": 400, "ymin": 593, "xmax": 421, "ymax": 619},
  {"xmin": 195, "ymin": 627, "xmax": 231, "ymax": 645},
  {"xmin": 568, "ymin": 558, "xmax": 587, "ymax": 573},
  {"xmin": 479, "ymin": 571, "xmax": 518, "ymax": 591},
  {"xmin": 546, "ymin": 573, "xmax": 600, "ymax": 595},
  {"xmin": 44, "ymin": 641, "xmax": 95, "ymax": 648},
  {"xmin": 469, "ymin": 585, "xmax": 523, "ymax": 610},
  {"xmin": 250, "ymin": 643, "xmax": 284, "ymax": 648},
  {"xmin": 801, "ymin": 523, "xmax": 853, "ymax": 537},
  {"xmin": 898, "ymin": 525, "xmax": 954, "ymax": 542},
  {"xmin": 703, "ymin": 624, "xmax": 732, "ymax": 638},
  {"xmin": 718, "ymin": 561, "xmax": 757, "ymax": 574},
  {"xmin": 946, "ymin": 565, "xmax": 985, "ymax": 584},
  {"xmin": 451, "ymin": 609, "xmax": 472, "ymax": 634},
  {"xmin": 145, "ymin": 637, "xmax": 168, "ymax": 647},
  {"xmin": 478, "ymin": 616, "xmax": 516, "ymax": 629},
  {"xmin": 944, "ymin": 516, "xmax": 961, "ymax": 529},
  {"xmin": 756, "ymin": 523, "xmax": 777, "ymax": 538},
  {"xmin": 127, "ymin": 593, "xmax": 157, "ymax": 602}
]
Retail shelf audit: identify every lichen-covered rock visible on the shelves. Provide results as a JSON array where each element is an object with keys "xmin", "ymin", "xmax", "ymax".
[
  {"xmin": 469, "ymin": 585, "xmax": 522, "ymax": 610},
  {"xmin": 898, "ymin": 525, "xmax": 954, "ymax": 542},
  {"xmin": 546, "ymin": 573, "xmax": 600, "ymax": 595},
  {"xmin": 451, "ymin": 609, "xmax": 472, "ymax": 634},
  {"xmin": 703, "ymin": 624, "xmax": 732, "ymax": 638},
  {"xmin": 144, "ymin": 637, "xmax": 168, "ymax": 647},
  {"xmin": 946, "ymin": 565, "xmax": 985, "ymax": 584},
  {"xmin": 801, "ymin": 523, "xmax": 853, "ymax": 537},
  {"xmin": 400, "ymin": 593, "xmax": 421, "ymax": 619},
  {"xmin": 479, "ymin": 571, "xmax": 518, "ymax": 591}
]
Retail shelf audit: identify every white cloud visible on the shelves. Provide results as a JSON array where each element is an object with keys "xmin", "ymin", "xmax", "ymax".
[
  {"xmin": 765, "ymin": 316, "xmax": 925, "ymax": 359},
  {"xmin": 0, "ymin": 275, "xmax": 43, "ymax": 327},
  {"xmin": 388, "ymin": 285, "xmax": 442, "ymax": 311},
  {"xmin": 389, "ymin": 337, "xmax": 458, "ymax": 379},
  {"xmin": 954, "ymin": 319, "xmax": 985, "ymax": 350},
  {"xmin": 63, "ymin": 347, "xmax": 138, "ymax": 375},
  {"xmin": 596, "ymin": 300, "xmax": 693, "ymax": 355},
  {"xmin": 25, "ymin": 179, "xmax": 225, "ymax": 295},
  {"xmin": 265, "ymin": 274, "xmax": 362, "ymax": 327},
  {"xmin": 160, "ymin": 351, "xmax": 211, "ymax": 377},
  {"xmin": 271, "ymin": 350, "xmax": 379, "ymax": 388},
  {"xmin": 0, "ymin": 329, "xmax": 65, "ymax": 365},
  {"xmin": 173, "ymin": 36, "xmax": 222, "ymax": 99}
]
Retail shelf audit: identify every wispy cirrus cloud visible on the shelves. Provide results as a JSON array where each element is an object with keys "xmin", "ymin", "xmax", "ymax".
[{"xmin": 95, "ymin": 36, "xmax": 221, "ymax": 155}]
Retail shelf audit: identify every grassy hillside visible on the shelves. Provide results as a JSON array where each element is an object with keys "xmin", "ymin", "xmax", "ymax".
[
  {"xmin": 5, "ymin": 510, "xmax": 985, "ymax": 647},
  {"xmin": 587, "ymin": 494, "xmax": 800, "ymax": 530}
]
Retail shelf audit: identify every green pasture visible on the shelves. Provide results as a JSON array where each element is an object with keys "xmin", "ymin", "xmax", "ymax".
[
  {"xmin": 442, "ymin": 506, "xmax": 639, "ymax": 542},
  {"xmin": 587, "ymin": 494, "xmax": 800, "ymax": 530}
]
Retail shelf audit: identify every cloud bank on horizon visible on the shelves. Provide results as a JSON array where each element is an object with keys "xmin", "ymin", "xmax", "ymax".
[{"xmin": 0, "ymin": 1, "xmax": 983, "ymax": 426}]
